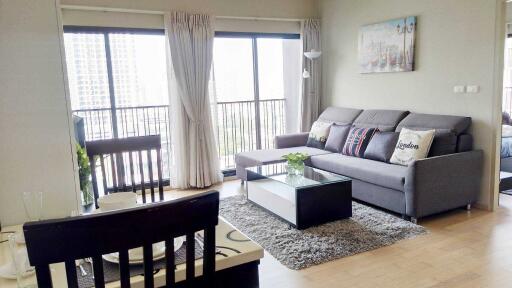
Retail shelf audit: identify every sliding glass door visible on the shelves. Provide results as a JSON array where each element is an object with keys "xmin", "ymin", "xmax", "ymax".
[{"xmin": 213, "ymin": 33, "xmax": 301, "ymax": 170}]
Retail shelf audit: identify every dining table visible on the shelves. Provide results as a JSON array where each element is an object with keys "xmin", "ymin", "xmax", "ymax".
[{"xmin": 0, "ymin": 217, "xmax": 264, "ymax": 288}]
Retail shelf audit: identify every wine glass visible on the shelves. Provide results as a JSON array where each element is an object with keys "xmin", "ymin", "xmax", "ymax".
[{"xmin": 22, "ymin": 192, "xmax": 43, "ymax": 221}]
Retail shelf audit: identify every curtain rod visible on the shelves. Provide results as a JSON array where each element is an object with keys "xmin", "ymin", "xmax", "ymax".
[{"xmin": 59, "ymin": 5, "xmax": 304, "ymax": 22}]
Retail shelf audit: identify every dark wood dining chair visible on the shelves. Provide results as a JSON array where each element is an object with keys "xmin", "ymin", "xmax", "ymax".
[
  {"xmin": 24, "ymin": 191, "xmax": 219, "ymax": 288},
  {"xmin": 86, "ymin": 135, "xmax": 164, "ymax": 207}
]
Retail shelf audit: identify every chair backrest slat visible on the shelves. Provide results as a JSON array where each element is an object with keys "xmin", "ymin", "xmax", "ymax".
[
  {"xmin": 165, "ymin": 239, "xmax": 175, "ymax": 287},
  {"xmin": 110, "ymin": 153, "xmax": 118, "ymax": 193},
  {"xmin": 185, "ymin": 232, "xmax": 195, "ymax": 287},
  {"xmin": 143, "ymin": 243, "xmax": 154, "ymax": 288},
  {"xmin": 157, "ymin": 148, "xmax": 164, "ymax": 201},
  {"xmin": 128, "ymin": 152, "xmax": 136, "ymax": 194},
  {"xmin": 35, "ymin": 265, "xmax": 53, "ymax": 288},
  {"xmin": 92, "ymin": 254, "xmax": 105, "ymax": 288},
  {"xmin": 119, "ymin": 249, "xmax": 131, "ymax": 288},
  {"xmin": 24, "ymin": 191, "xmax": 219, "ymax": 288},
  {"xmin": 85, "ymin": 135, "xmax": 163, "ymax": 206},
  {"xmin": 100, "ymin": 155, "xmax": 108, "ymax": 195},
  {"xmin": 64, "ymin": 260, "xmax": 79, "ymax": 288},
  {"xmin": 147, "ymin": 150, "xmax": 155, "ymax": 203},
  {"xmin": 139, "ymin": 150, "xmax": 146, "ymax": 203},
  {"xmin": 203, "ymin": 226, "xmax": 216, "ymax": 285}
]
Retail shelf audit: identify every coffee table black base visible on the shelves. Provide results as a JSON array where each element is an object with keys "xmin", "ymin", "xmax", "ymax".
[
  {"xmin": 247, "ymin": 180, "xmax": 352, "ymax": 230},
  {"xmin": 295, "ymin": 180, "xmax": 352, "ymax": 229}
]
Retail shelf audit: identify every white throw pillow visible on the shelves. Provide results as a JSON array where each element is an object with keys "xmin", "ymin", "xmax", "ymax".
[
  {"xmin": 306, "ymin": 121, "xmax": 332, "ymax": 149},
  {"xmin": 390, "ymin": 128, "xmax": 435, "ymax": 166}
]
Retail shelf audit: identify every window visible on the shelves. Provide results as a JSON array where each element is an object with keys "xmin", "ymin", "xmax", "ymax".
[
  {"xmin": 212, "ymin": 33, "xmax": 301, "ymax": 170},
  {"xmin": 64, "ymin": 27, "xmax": 171, "ymax": 182}
]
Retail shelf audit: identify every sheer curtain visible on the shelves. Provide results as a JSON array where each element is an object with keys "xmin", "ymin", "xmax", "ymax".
[
  {"xmin": 300, "ymin": 19, "xmax": 322, "ymax": 132},
  {"xmin": 165, "ymin": 11, "xmax": 223, "ymax": 188}
]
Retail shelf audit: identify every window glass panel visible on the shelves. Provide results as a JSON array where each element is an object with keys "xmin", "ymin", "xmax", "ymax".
[
  {"xmin": 64, "ymin": 33, "xmax": 110, "ymax": 110},
  {"xmin": 109, "ymin": 33, "xmax": 169, "ymax": 108},
  {"xmin": 213, "ymin": 38, "xmax": 255, "ymax": 102}
]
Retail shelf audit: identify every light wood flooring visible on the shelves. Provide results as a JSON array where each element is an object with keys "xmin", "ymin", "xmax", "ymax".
[{"xmin": 164, "ymin": 180, "xmax": 512, "ymax": 288}]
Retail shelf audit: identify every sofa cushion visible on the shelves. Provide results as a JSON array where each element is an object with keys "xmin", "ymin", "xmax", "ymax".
[
  {"xmin": 310, "ymin": 154, "xmax": 407, "ymax": 191},
  {"xmin": 318, "ymin": 106, "xmax": 363, "ymax": 125},
  {"xmin": 306, "ymin": 120, "xmax": 332, "ymax": 149},
  {"xmin": 390, "ymin": 128, "xmax": 435, "ymax": 166},
  {"xmin": 235, "ymin": 146, "xmax": 332, "ymax": 168},
  {"xmin": 396, "ymin": 113, "xmax": 471, "ymax": 135},
  {"xmin": 341, "ymin": 127, "xmax": 378, "ymax": 158},
  {"xmin": 324, "ymin": 124, "xmax": 351, "ymax": 153},
  {"xmin": 364, "ymin": 132, "xmax": 399, "ymax": 162},
  {"xmin": 457, "ymin": 134, "xmax": 473, "ymax": 152},
  {"xmin": 429, "ymin": 132, "xmax": 458, "ymax": 157},
  {"xmin": 353, "ymin": 110, "xmax": 409, "ymax": 132}
]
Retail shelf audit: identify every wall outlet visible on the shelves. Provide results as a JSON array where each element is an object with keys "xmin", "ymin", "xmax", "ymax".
[
  {"xmin": 453, "ymin": 85, "xmax": 466, "ymax": 94},
  {"xmin": 467, "ymin": 85, "xmax": 480, "ymax": 93}
]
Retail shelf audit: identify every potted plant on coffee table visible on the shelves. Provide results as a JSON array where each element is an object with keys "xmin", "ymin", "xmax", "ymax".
[{"xmin": 282, "ymin": 152, "xmax": 309, "ymax": 175}]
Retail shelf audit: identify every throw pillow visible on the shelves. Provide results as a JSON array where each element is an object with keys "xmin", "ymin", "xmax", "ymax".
[
  {"xmin": 341, "ymin": 127, "xmax": 378, "ymax": 158},
  {"xmin": 390, "ymin": 128, "xmax": 435, "ymax": 166},
  {"xmin": 428, "ymin": 132, "xmax": 457, "ymax": 157},
  {"xmin": 364, "ymin": 132, "xmax": 400, "ymax": 162},
  {"xmin": 306, "ymin": 121, "xmax": 332, "ymax": 149},
  {"xmin": 324, "ymin": 124, "xmax": 351, "ymax": 152}
]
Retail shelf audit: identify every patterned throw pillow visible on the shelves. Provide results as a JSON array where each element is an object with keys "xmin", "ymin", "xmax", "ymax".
[
  {"xmin": 306, "ymin": 121, "xmax": 332, "ymax": 149},
  {"xmin": 341, "ymin": 127, "xmax": 378, "ymax": 158},
  {"xmin": 390, "ymin": 128, "xmax": 435, "ymax": 166}
]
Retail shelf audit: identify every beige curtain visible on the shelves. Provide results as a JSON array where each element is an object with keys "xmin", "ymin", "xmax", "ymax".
[
  {"xmin": 165, "ymin": 11, "xmax": 223, "ymax": 188},
  {"xmin": 300, "ymin": 19, "xmax": 322, "ymax": 132}
]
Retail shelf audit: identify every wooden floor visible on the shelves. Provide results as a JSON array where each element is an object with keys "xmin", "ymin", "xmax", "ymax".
[{"xmin": 165, "ymin": 180, "xmax": 512, "ymax": 288}]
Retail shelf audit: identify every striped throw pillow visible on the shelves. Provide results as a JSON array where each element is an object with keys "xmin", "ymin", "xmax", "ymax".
[{"xmin": 342, "ymin": 127, "xmax": 378, "ymax": 157}]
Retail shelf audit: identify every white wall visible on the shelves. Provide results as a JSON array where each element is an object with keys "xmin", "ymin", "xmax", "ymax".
[
  {"xmin": 0, "ymin": 0, "xmax": 79, "ymax": 225},
  {"xmin": 60, "ymin": 0, "xmax": 319, "ymax": 19},
  {"xmin": 319, "ymin": 0, "xmax": 502, "ymax": 209},
  {"xmin": 507, "ymin": 2, "xmax": 512, "ymax": 23}
]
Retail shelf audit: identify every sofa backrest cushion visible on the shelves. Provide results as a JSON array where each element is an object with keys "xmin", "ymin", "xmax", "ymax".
[
  {"xmin": 364, "ymin": 131, "xmax": 399, "ymax": 162},
  {"xmin": 457, "ymin": 134, "xmax": 473, "ymax": 152},
  {"xmin": 428, "ymin": 132, "xmax": 458, "ymax": 157},
  {"xmin": 324, "ymin": 124, "xmax": 351, "ymax": 153},
  {"xmin": 353, "ymin": 110, "xmax": 409, "ymax": 132},
  {"xmin": 395, "ymin": 113, "xmax": 471, "ymax": 135},
  {"xmin": 341, "ymin": 127, "xmax": 378, "ymax": 158},
  {"xmin": 318, "ymin": 107, "xmax": 363, "ymax": 125}
]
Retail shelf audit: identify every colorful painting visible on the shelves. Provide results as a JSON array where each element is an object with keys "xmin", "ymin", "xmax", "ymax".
[{"xmin": 359, "ymin": 16, "xmax": 416, "ymax": 74}]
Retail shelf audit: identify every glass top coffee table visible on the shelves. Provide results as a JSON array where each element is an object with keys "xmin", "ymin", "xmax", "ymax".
[{"xmin": 246, "ymin": 163, "xmax": 352, "ymax": 230}]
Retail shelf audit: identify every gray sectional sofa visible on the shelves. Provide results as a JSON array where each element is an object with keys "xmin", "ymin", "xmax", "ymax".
[{"xmin": 235, "ymin": 107, "xmax": 483, "ymax": 223}]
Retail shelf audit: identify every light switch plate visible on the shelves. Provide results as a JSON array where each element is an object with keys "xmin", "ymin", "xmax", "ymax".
[
  {"xmin": 467, "ymin": 85, "xmax": 480, "ymax": 93},
  {"xmin": 453, "ymin": 85, "xmax": 466, "ymax": 94}
]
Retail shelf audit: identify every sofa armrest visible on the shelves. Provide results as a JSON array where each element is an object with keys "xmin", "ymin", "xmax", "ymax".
[
  {"xmin": 404, "ymin": 150, "xmax": 483, "ymax": 218},
  {"xmin": 274, "ymin": 132, "xmax": 309, "ymax": 149}
]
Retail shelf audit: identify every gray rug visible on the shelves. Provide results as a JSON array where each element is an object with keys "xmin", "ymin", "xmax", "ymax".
[{"xmin": 219, "ymin": 195, "xmax": 427, "ymax": 270}]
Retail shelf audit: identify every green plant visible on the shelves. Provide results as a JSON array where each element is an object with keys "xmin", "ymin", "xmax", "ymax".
[
  {"xmin": 282, "ymin": 152, "xmax": 309, "ymax": 166},
  {"xmin": 76, "ymin": 143, "xmax": 94, "ymax": 205}
]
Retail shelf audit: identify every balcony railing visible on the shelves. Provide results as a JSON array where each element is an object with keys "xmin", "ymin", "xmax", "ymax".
[{"xmin": 72, "ymin": 98, "xmax": 286, "ymax": 173}]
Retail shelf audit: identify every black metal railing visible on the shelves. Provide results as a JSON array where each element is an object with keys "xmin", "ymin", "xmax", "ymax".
[
  {"xmin": 72, "ymin": 99, "xmax": 286, "ymax": 173},
  {"xmin": 216, "ymin": 99, "xmax": 286, "ymax": 169}
]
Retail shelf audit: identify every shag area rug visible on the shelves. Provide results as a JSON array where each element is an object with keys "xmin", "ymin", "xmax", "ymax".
[{"xmin": 219, "ymin": 195, "xmax": 427, "ymax": 270}]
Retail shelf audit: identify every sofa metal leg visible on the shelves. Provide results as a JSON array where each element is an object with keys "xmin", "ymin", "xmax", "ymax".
[
  {"xmin": 466, "ymin": 203, "xmax": 472, "ymax": 211},
  {"xmin": 411, "ymin": 217, "xmax": 418, "ymax": 224}
]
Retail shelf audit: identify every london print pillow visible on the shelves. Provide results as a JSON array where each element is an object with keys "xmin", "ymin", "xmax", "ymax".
[{"xmin": 390, "ymin": 128, "xmax": 435, "ymax": 166}]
